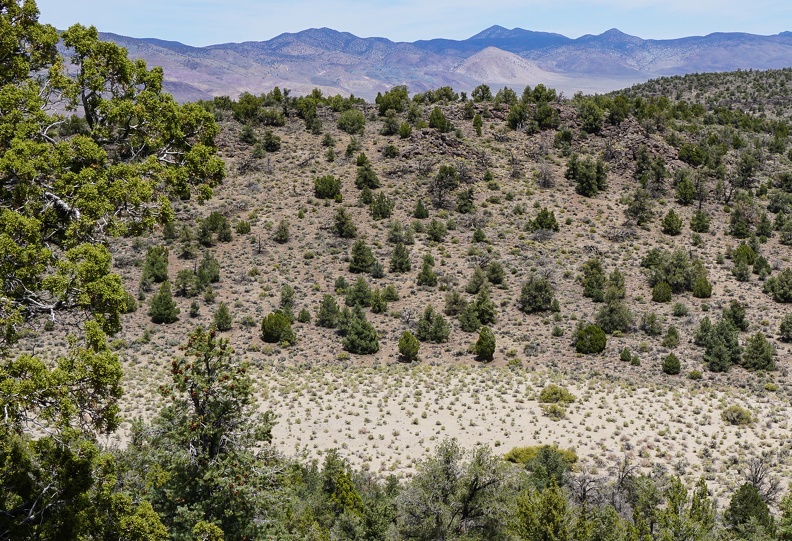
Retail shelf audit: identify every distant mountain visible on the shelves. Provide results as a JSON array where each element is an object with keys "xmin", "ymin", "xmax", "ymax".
[{"xmin": 94, "ymin": 26, "xmax": 792, "ymax": 102}]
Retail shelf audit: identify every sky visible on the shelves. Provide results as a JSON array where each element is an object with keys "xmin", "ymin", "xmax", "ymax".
[{"xmin": 35, "ymin": 0, "xmax": 792, "ymax": 47}]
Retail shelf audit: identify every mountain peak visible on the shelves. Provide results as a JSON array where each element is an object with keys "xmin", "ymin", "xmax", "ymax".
[{"xmin": 469, "ymin": 25, "xmax": 514, "ymax": 40}]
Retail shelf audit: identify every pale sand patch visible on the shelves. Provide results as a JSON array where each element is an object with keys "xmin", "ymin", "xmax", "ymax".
[{"xmin": 246, "ymin": 361, "xmax": 792, "ymax": 499}]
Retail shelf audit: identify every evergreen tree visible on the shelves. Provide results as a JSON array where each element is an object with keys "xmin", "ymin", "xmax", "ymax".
[
  {"xmin": 518, "ymin": 275, "xmax": 555, "ymax": 313},
  {"xmin": 273, "ymin": 219, "xmax": 290, "ymax": 244},
  {"xmin": 428, "ymin": 107, "xmax": 453, "ymax": 132},
  {"xmin": 725, "ymin": 483, "xmax": 773, "ymax": 532},
  {"xmin": 370, "ymin": 192, "xmax": 395, "ymax": 220},
  {"xmin": 675, "ymin": 173, "xmax": 697, "ymax": 205},
  {"xmin": 417, "ymin": 255, "xmax": 438, "ymax": 287},
  {"xmin": 197, "ymin": 251, "xmax": 221, "ymax": 288},
  {"xmin": 316, "ymin": 294, "xmax": 340, "ymax": 328},
  {"xmin": 413, "ymin": 199, "xmax": 429, "ymax": 219},
  {"xmin": 398, "ymin": 331, "xmax": 420, "ymax": 362},
  {"xmin": 486, "ymin": 261, "xmax": 506, "ymax": 285},
  {"xmin": 456, "ymin": 188, "xmax": 475, "ymax": 214},
  {"xmin": 474, "ymin": 287, "xmax": 497, "ymax": 325},
  {"xmin": 343, "ymin": 313, "xmax": 379, "ymax": 354},
  {"xmin": 141, "ymin": 246, "xmax": 170, "ymax": 285},
  {"xmin": 355, "ymin": 161, "xmax": 380, "ymax": 189},
  {"xmin": 581, "ymin": 258, "xmax": 607, "ymax": 302},
  {"xmin": 741, "ymin": 332, "xmax": 776, "ymax": 371},
  {"xmin": 465, "ymin": 266, "xmax": 487, "ymax": 294},
  {"xmin": 149, "ymin": 282, "xmax": 180, "ymax": 324},
  {"xmin": 574, "ymin": 323, "xmax": 607, "ymax": 354},
  {"xmin": 332, "ymin": 206, "xmax": 357, "ymax": 238},
  {"xmin": 661, "ymin": 209, "xmax": 683, "ymax": 235},
  {"xmin": 474, "ymin": 326, "xmax": 496, "ymax": 362},
  {"xmin": 566, "ymin": 153, "xmax": 607, "ymax": 197},
  {"xmin": 415, "ymin": 305, "xmax": 450, "ymax": 343},
  {"xmin": 704, "ymin": 319, "xmax": 742, "ymax": 372},
  {"xmin": 690, "ymin": 210, "xmax": 711, "ymax": 233},
  {"xmin": 260, "ymin": 311, "xmax": 295, "ymax": 345},
  {"xmin": 662, "ymin": 353, "xmax": 681, "ymax": 375},
  {"xmin": 459, "ymin": 302, "xmax": 481, "ymax": 332},
  {"xmin": 780, "ymin": 313, "xmax": 792, "ymax": 342},
  {"xmin": 213, "ymin": 301, "xmax": 232, "ymax": 331},
  {"xmin": 345, "ymin": 277, "xmax": 373, "ymax": 307},
  {"xmin": 389, "ymin": 243, "xmax": 411, "ymax": 273},
  {"xmin": 349, "ymin": 240, "xmax": 376, "ymax": 274}
]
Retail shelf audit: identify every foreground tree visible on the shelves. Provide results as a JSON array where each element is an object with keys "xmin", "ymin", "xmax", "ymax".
[
  {"xmin": 0, "ymin": 4, "xmax": 225, "ymax": 535},
  {"xmin": 125, "ymin": 327, "xmax": 279, "ymax": 540},
  {"xmin": 397, "ymin": 440, "xmax": 511, "ymax": 541}
]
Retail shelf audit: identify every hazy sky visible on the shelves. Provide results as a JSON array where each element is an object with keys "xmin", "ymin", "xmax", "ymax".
[{"xmin": 35, "ymin": 0, "xmax": 792, "ymax": 46}]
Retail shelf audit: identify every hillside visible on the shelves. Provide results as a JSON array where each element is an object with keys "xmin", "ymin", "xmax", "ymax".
[
  {"xmin": 20, "ymin": 73, "xmax": 789, "ymax": 496},
  {"xmin": 93, "ymin": 27, "xmax": 792, "ymax": 101},
  {"xmin": 6, "ymin": 3, "xmax": 792, "ymax": 534}
]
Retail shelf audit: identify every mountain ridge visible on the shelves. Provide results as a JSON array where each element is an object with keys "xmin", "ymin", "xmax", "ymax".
[{"xmin": 92, "ymin": 26, "xmax": 792, "ymax": 102}]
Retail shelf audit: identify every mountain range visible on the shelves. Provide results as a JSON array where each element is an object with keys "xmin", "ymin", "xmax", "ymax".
[{"xmin": 96, "ymin": 26, "xmax": 792, "ymax": 102}]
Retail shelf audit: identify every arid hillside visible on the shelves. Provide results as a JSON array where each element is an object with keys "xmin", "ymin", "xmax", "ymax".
[{"xmin": 21, "ymin": 75, "xmax": 791, "ymax": 490}]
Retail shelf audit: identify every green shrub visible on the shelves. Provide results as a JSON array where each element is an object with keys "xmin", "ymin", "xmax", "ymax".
[
  {"xmin": 538, "ymin": 384, "xmax": 576, "ymax": 404},
  {"xmin": 337, "ymin": 109, "xmax": 366, "ymax": 134},
  {"xmin": 662, "ymin": 353, "xmax": 681, "ymax": 375},
  {"xmin": 740, "ymin": 332, "xmax": 776, "ymax": 371},
  {"xmin": 764, "ymin": 268, "xmax": 792, "ymax": 302},
  {"xmin": 721, "ymin": 405, "xmax": 753, "ymax": 426},
  {"xmin": 504, "ymin": 445, "xmax": 578, "ymax": 466},
  {"xmin": 349, "ymin": 240, "xmax": 376, "ymax": 274},
  {"xmin": 651, "ymin": 281, "xmax": 672, "ymax": 303},
  {"xmin": 261, "ymin": 311, "xmax": 295, "ymax": 345},
  {"xmin": 415, "ymin": 305, "xmax": 450, "ymax": 343},
  {"xmin": 474, "ymin": 326, "xmax": 496, "ymax": 362},
  {"xmin": 213, "ymin": 302, "xmax": 232, "ymax": 331},
  {"xmin": 780, "ymin": 314, "xmax": 792, "ymax": 342},
  {"xmin": 343, "ymin": 313, "xmax": 379, "ymax": 354},
  {"xmin": 574, "ymin": 323, "xmax": 606, "ymax": 354},
  {"xmin": 541, "ymin": 403, "xmax": 567, "ymax": 421},
  {"xmin": 235, "ymin": 220, "xmax": 251, "ymax": 234},
  {"xmin": 398, "ymin": 331, "xmax": 420, "ymax": 362},
  {"xmin": 148, "ymin": 282, "xmax": 179, "ymax": 324},
  {"xmin": 518, "ymin": 275, "xmax": 555, "ymax": 313},
  {"xmin": 314, "ymin": 175, "xmax": 341, "ymax": 199},
  {"xmin": 661, "ymin": 209, "xmax": 683, "ymax": 235}
]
